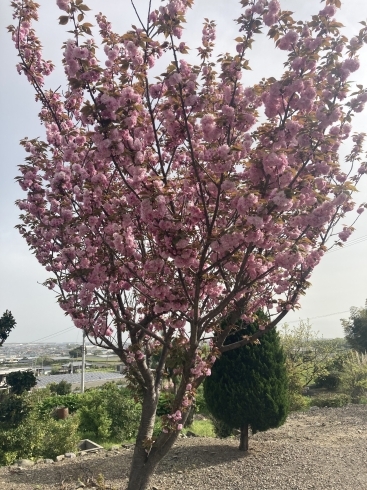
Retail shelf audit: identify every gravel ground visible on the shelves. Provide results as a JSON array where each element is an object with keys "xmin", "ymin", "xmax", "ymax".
[{"xmin": 1, "ymin": 404, "xmax": 367, "ymax": 490}]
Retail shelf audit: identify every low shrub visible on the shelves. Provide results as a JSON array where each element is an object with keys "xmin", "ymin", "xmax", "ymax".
[
  {"xmin": 37, "ymin": 393, "xmax": 83, "ymax": 415},
  {"xmin": 338, "ymin": 352, "xmax": 367, "ymax": 403},
  {"xmin": 42, "ymin": 415, "xmax": 80, "ymax": 460},
  {"xmin": 78, "ymin": 392, "xmax": 112, "ymax": 440},
  {"xmin": 194, "ymin": 385, "xmax": 209, "ymax": 416},
  {"xmin": 289, "ymin": 393, "xmax": 311, "ymax": 412},
  {"xmin": 0, "ymin": 392, "xmax": 31, "ymax": 428},
  {"xmin": 78, "ymin": 384, "xmax": 141, "ymax": 441},
  {"xmin": 314, "ymin": 371, "xmax": 342, "ymax": 391},
  {"xmin": 310, "ymin": 393, "xmax": 350, "ymax": 408},
  {"xmin": 0, "ymin": 383, "xmax": 142, "ymax": 465},
  {"xmin": 99, "ymin": 383, "xmax": 141, "ymax": 440},
  {"xmin": 48, "ymin": 380, "xmax": 72, "ymax": 395},
  {"xmin": 0, "ymin": 411, "xmax": 80, "ymax": 466},
  {"xmin": 0, "ymin": 411, "xmax": 46, "ymax": 465}
]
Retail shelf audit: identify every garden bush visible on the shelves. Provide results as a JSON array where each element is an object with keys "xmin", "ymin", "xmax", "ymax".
[
  {"xmin": 78, "ymin": 391, "xmax": 112, "ymax": 440},
  {"xmin": 193, "ymin": 385, "xmax": 209, "ymax": 416},
  {"xmin": 37, "ymin": 393, "xmax": 83, "ymax": 416},
  {"xmin": 42, "ymin": 415, "xmax": 80, "ymax": 460},
  {"xmin": 339, "ymin": 352, "xmax": 367, "ymax": 403},
  {"xmin": 311, "ymin": 393, "xmax": 350, "ymax": 408},
  {"xmin": 0, "ymin": 411, "xmax": 79, "ymax": 465},
  {"xmin": 0, "ymin": 383, "xmax": 142, "ymax": 465},
  {"xmin": 314, "ymin": 353, "xmax": 347, "ymax": 391},
  {"xmin": 100, "ymin": 383, "xmax": 141, "ymax": 441},
  {"xmin": 78, "ymin": 384, "xmax": 141, "ymax": 441},
  {"xmin": 0, "ymin": 392, "xmax": 31, "ymax": 428},
  {"xmin": 48, "ymin": 380, "xmax": 72, "ymax": 395},
  {"xmin": 289, "ymin": 393, "xmax": 310, "ymax": 411},
  {"xmin": 314, "ymin": 371, "xmax": 342, "ymax": 391}
]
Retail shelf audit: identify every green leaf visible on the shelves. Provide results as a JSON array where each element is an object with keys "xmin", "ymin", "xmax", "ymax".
[{"xmin": 78, "ymin": 4, "xmax": 91, "ymax": 11}]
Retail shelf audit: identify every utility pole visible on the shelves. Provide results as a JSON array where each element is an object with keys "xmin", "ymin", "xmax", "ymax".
[{"xmin": 81, "ymin": 330, "xmax": 86, "ymax": 393}]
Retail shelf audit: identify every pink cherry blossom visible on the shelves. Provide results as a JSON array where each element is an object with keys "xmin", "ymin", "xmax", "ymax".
[{"xmin": 8, "ymin": 1, "xmax": 367, "ymax": 487}]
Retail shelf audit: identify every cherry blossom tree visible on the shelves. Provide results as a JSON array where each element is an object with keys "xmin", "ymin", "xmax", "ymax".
[{"xmin": 8, "ymin": 0, "xmax": 367, "ymax": 487}]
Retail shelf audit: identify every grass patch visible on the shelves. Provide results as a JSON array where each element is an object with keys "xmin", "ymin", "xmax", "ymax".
[{"xmin": 184, "ymin": 419, "xmax": 215, "ymax": 438}]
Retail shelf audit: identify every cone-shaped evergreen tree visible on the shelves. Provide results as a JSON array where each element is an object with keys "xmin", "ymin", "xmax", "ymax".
[{"xmin": 204, "ymin": 319, "xmax": 289, "ymax": 451}]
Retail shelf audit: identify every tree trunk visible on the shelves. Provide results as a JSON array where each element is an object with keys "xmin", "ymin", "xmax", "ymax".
[
  {"xmin": 126, "ymin": 389, "xmax": 185, "ymax": 490},
  {"xmin": 239, "ymin": 424, "xmax": 249, "ymax": 451},
  {"xmin": 126, "ymin": 457, "xmax": 155, "ymax": 490},
  {"xmin": 126, "ymin": 352, "xmax": 196, "ymax": 489},
  {"xmin": 126, "ymin": 430, "xmax": 179, "ymax": 490},
  {"xmin": 126, "ymin": 388, "xmax": 158, "ymax": 490}
]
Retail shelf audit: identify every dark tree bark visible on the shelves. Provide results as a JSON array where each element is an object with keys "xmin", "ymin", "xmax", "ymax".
[
  {"xmin": 239, "ymin": 424, "xmax": 249, "ymax": 451},
  {"xmin": 126, "ymin": 385, "xmax": 188, "ymax": 490},
  {"xmin": 126, "ymin": 414, "xmax": 181, "ymax": 490},
  {"xmin": 128, "ymin": 431, "xmax": 180, "ymax": 489}
]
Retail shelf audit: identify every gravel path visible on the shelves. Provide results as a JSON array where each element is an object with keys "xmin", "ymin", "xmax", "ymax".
[{"xmin": 1, "ymin": 404, "xmax": 367, "ymax": 489}]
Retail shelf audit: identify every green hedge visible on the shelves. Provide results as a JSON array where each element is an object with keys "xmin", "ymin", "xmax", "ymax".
[
  {"xmin": 310, "ymin": 393, "xmax": 350, "ymax": 408},
  {"xmin": 37, "ymin": 393, "xmax": 83, "ymax": 415},
  {"xmin": 0, "ymin": 412, "xmax": 80, "ymax": 465}
]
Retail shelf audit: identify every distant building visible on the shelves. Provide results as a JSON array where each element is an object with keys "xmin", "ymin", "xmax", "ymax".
[{"xmin": 61, "ymin": 362, "xmax": 92, "ymax": 374}]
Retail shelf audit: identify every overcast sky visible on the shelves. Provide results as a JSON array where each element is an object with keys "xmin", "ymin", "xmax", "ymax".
[{"xmin": 1, "ymin": 0, "xmax": 367, "ymax": 344}]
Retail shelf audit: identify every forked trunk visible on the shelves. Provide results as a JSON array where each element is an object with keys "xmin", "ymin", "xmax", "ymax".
[
  {"xmin": 126, "ymin": 430, "xmax": 179, "ymax": 490},
  {"xmin": 126, "ymin": 392, "xmax": 182, "ymax": 490},
  {"xmin": 239, "ymin": 424, "xmax": 249, "ymax": 451}
]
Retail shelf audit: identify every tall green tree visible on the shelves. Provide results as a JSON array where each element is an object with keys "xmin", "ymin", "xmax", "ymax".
[
  {"xmin": 342, "ymin": 301, "xmax": 367, "ymax": 352},
  {"xmin": 7, "ymin": 370, "xmax": 37, "ymax": 395},
  {"xmin": 204, "ymin": 321, "xmax": 289, "ymax": 451},
  {"xmin": 69, "ymin": 346, "xmax": 83, "ymax": 358},
  {"xmin": 0, "ymin": 310, "xmax": 16, "ymax": 347}
]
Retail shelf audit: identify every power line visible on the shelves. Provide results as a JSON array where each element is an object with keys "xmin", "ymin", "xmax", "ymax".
[
  {"xmin": 327, "ymin": 235, "xmax": 367, "ymax": 254},
  {"xmin": 28, "ymin": 326, "xmax": 76, "ymax": 344},
  {"xmin": 282, "ymin": 310, "xmax": 350, "ymax": 325}
]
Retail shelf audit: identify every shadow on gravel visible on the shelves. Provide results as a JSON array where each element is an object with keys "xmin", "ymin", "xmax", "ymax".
[
  {"xmin": 155, "ymin": 440, "xmax": 258, "ymax": 474},
  {"xmin": 3, "ymin": 452, "xmax": 131, "ymax": 487},
  {"xmin": 3, "ymin": 440, "xmax": 256, "ymax": 487}
]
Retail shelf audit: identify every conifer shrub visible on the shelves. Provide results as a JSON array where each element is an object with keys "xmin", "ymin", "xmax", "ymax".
[{"xmin": 204, "ymin": 319, "xmax": 289, "ymax": 450}]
